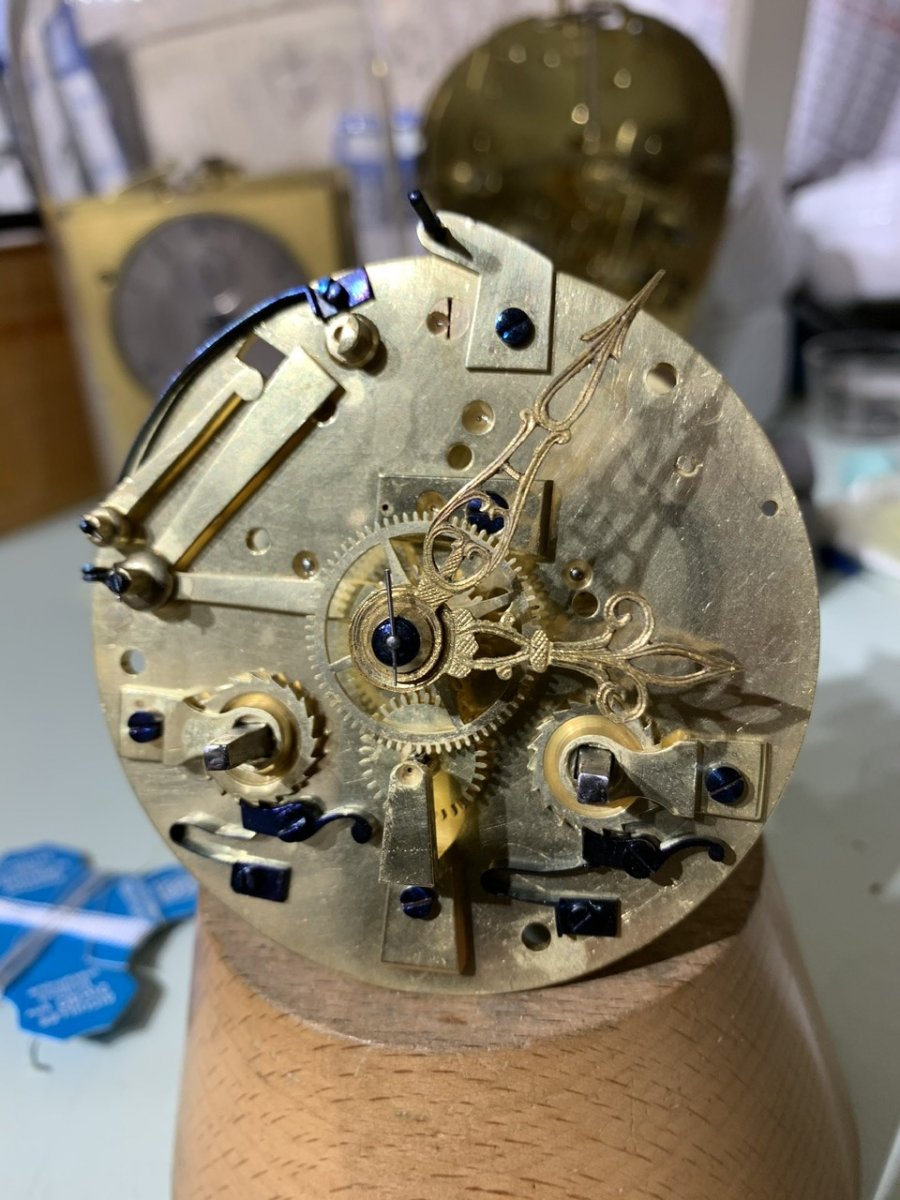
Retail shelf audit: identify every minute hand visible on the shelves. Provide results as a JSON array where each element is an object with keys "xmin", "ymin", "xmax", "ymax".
[{"xmin": 416, "ymin": 272, "xmax": 663, "ymax": 610}]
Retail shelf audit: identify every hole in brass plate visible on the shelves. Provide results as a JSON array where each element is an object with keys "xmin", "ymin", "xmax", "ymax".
[
  {"xmin": 246, "ymin": 528, "xmax": 271, "ymax": 555},
  {"xmin": 522, "ymin": 923, "xmax": 552, "ymax": 951},
  {"xmin": 646, "ymin": 362, "xmax": 677, "ymax": 395},
  {"xmin": 571, "ymin": 592, "xmax": 600, "ymax": 618},
  {"xmin": 120, "ymin": 649, "xmax": 146, "ymax": 676},
  {"xmin": 447, "ymin": 444, "xmax": 474, "ymax": 470}
]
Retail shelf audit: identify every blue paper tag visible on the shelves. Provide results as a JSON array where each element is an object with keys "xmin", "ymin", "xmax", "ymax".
[{"xmin": 0, "ymin": 844, "xmax": 197, "ymax": 1040}]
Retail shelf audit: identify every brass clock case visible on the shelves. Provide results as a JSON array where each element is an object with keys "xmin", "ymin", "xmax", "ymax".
[
  {"xmin": 87, "ymin": 212, "xmax": 817, "ymax": 994},
  {"xmin": 419, "ymin": 5, "xmax": 733, "ymax": 331}
]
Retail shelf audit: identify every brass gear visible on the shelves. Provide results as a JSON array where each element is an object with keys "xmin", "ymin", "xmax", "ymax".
[
  {"xmin": 187, "ymin": 669, "xmax": 321, "ymax": 803},
  {"xmin": 307, "ymin": 514, "xmax": 540, "ymax": 751}
]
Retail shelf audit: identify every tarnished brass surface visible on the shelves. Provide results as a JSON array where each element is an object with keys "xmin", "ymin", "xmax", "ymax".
[
  {"xmin": 89, "ymin": 212, "xmax": 817, "ymax": 994},
  {"xmin": 419, "ymin": 4, "xmax": 732, "ymax": 331}
]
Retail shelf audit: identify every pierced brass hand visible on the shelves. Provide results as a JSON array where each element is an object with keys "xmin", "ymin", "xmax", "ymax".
[
  {"xmin": 440, "ymin": 591, "xmax": 735, "ymax": 723},
  {"xmin": 414, "ymin": 271, "xmax": 663, "ymax": 612}
]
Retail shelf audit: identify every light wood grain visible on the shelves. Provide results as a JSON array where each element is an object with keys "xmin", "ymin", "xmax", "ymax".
[{"xmin": 174, "ymin": 847, "xmax": 858, "ymax": 1199}]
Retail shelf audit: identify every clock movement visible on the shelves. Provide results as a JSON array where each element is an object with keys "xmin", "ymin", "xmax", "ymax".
[
  {"xmin": 418, "ymin": 4, "xmax": 733, "ymax": 332},
  {"xmin": 82, "ymin": 198, "xmax": 818, "ymax": 994}
]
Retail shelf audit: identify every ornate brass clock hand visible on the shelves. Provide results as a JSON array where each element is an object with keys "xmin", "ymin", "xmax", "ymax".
[
  {"xmin": 439, "ymin": 591, "xmax": 735, "ymax": 723},
  {"xmin": 414, "ymin": 271, "xmax": 663, "ymax": 611}
]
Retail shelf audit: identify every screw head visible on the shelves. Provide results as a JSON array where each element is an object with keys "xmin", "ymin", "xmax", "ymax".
[
  {"xmin": 705, "ymin": 765, "xmax": 747, "ymax": 806},
  {"xmin": 325, "ymin": 313, "xmax": 380, "ymax": 367},
  {"xmin": 564, "ymin": 901, "xmax": 595, "ymax": 934},
  {"xmin": 400, "ymin": 886, "xmax": 438, "ymax": 920},
  {"xmin": 466, "ymin": 491, "xmax": 509, "ymax": 535},
  {"xmin": 128, "ymin": 710, "xmax": 164, "ymax": 744},
  {"xmin": 495, "ymin": 307, "xmax": 535, "ymax": 349},
  {"xmin": 105, "ymin": 569, "xmax": 132, "ymax": 597},
  {"xmin": 371, "ymin": 615, "xmax": 421, "ymax": 668},
  {"xmin": 314, "ymin": 277, "xmax": 349, "ymax": 310}
]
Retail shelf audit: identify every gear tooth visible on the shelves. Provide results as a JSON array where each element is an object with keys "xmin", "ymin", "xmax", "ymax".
[
  {"xmin": 191, "ymin": 669, "xmax": 322, "ymax": 804},
  {"xmin": 308, "ymin": 514, "xmax": 535, "ymax": 755}
]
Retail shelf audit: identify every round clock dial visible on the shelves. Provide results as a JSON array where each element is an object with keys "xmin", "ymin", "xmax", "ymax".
[
  {"xmin": 111, "ymin": 212, "xmax": 304, "ymax": 397},
  {"xmin": 84, "ymin": 211, "xmax": 818, "ymax": 994},
  {"xmin": 419, "ymin": 6, "xmax": 732, "ymax": 331}
]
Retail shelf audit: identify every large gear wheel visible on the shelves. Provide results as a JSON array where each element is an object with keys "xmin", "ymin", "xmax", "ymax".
[
  {"xmin": 188, "ymin": 668, "xmax": 321, "ymax": 803},
  {"xmin": 307, "ymin": 514, "xmax": 541, "ymax": 751},
  {"xmin": 360, "ymin": 694, "xmax": 491, "ymax": 855}
]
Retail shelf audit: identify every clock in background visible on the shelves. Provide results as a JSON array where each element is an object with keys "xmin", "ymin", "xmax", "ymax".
[
  {"xmin": 7, "ymin": 0, "xmax": 391, "ymax": 477},
  {"xmin": 52, "ymin": 163, "xmax": 355, "ymax": 471}
]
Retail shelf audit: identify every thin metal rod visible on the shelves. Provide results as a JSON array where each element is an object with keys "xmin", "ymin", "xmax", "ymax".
[
  {"xmin": 408, "ymin": 190, "xmax": 447, "ymax": 243},
  {"xmin": 384, "ymin": 568, "xmax": 399, "ymax": 686}
]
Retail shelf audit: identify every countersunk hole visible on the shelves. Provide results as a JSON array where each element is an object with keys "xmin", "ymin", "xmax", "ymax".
[
  {"xmin": 571, "ymin": 591, "xmax": 600, "ymax": 618},
  {"xmin": 462, "ymin": 400, "xmax": 495, "ymax": 436},
  {"xmin": 563, "ymin": 559, "xmax": 593, "ymax": 590},
  {"xmin": 380, "ymin": 502, "xmax": 394, "ymax": 515},
  {"xmin": 246, "ymin": 528, "xmax": 271, "ymax": 555},
  {"xmin": 293, "ymin": 551, "xmax": 319, "ymax": 579},
  {"xmin": 761, "ymin": 499, "xmax": 779, "ymax": 517},
  {"xmin": 646, "ymin": 362, "xmax": 677, "ymax": 395},
  {"xmin": 522, "ymin": 923, "xmax": 552, "ymax": 951},
  {"xmin": 416, "ymin": 491, "xmax": 446, "ymax": 516},
  {"xmin": 120, "ymin": 649, "xmax": 146, "ymax": 676},
  {"xmin": 447, "ymin": 443, "xmax": 474, "ymax": 470},
  {"xmin": 426, "ymin": 308, "xmax": 450, "ymax": 336}
]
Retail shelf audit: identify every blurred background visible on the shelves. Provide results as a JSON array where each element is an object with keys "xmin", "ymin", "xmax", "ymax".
[{"xmin": 0, "ymin": 1, "xmax": 897, "ymax": 1197}]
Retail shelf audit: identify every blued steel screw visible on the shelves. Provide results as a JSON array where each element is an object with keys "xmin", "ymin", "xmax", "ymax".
[
  {"xmin": 495, "ymin": 307, "xmax": 535, "ymax": 349},
  {"xmin": 128, "ymin": 710, "xmax": 164, "ymax": 744},
  {"xmin": 81, "ymin": 564, "xmax": 110, "ymax": 584},
  {"xmin": 562, "ymin": 901, "xmax": 595, "ymax": 935},
  {"xmin": 400, "ymin": 886, "xmax": 438, "ymax": 920},
  {"xmin": 316, "ymin": 277, "xmax": 349, "ymax": 309},
  {"xmin": 105, "ymin": 569, "xmax": 132, "ymax": 597},
  {"xmin": 466, "ymin": 491, "xmax": 509, "ymax": 535},
  {"xmin": 704, "ymin": 765, "xmax": 746, "ymax": 806}
]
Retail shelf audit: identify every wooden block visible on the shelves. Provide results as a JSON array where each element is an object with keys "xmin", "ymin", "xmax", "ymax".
[{"xmin": 174, "ymin": 847, "xmax": 859, "ymax": 1199}]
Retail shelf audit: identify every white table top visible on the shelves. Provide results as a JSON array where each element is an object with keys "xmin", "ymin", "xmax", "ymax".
[{"xmin": 0, "ymin": 505, "xmax": 897, "ymax": 1200}]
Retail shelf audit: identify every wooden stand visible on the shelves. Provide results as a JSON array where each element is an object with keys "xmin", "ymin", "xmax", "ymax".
[{"xmin": 174, "ymin": 848, "xmax": 858, "ymax": 1200}]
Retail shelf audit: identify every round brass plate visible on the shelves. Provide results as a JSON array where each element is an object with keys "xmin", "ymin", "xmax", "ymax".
[{"xmin": 90, "ymin": 216, "xmax": 817, "ymax": 994}]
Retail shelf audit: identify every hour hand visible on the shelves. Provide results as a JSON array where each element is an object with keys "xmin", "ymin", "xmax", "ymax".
[{"xmin": 415, "ymin": 272, "xmax": 663, "ymax": 611}]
